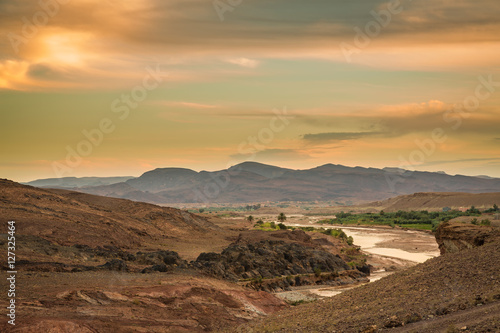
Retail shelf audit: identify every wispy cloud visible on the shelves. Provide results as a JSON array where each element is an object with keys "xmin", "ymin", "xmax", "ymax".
[
  {"xmin": 157, "ymin": 101, "xmax": 218, "ymax": 109},
  {"xmin": 2, "ymin": 0, "xmax": 500, "ymax": 91},
  {"xmin": 302, "ymin": 131, "xmax": 384, "ymax": 142},
  {"xmin": 226, "ymin": 58, "xmax": 260, "ymax": 68}
]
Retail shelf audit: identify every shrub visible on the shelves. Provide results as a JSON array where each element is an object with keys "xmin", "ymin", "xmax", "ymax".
[
  {"xmin": 480, "ymin": 219, "xmax": 491, "ymax": 226},
  {"xmin": 314, "ymin": 267, "xmax": 322, "ymax": 277},
  {"xmin": 277, "ymin": 223, "xmax": 287, "ymax": 230}
]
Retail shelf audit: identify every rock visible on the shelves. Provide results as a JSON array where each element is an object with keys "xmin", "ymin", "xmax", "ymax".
[
  {"xmin": 135, "ymin": 250, "xmax": 185, "ymax": 266},
  {"xmin": 141, "ymin": 264, "xmax": 171, "ymax": 273},
  {"xmin": 434, "ymin": 222, "xmax": 500, "ymax": 255},
  {"xmin": 98, "ymin": 259, "xmax": 128, "ymax": 272}
]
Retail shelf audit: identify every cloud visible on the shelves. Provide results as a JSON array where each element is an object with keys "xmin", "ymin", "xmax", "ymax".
[
  {"xmin": 1, "ymin": 0, "xmax": 500, "ymax": 91},
  {"xmin": 296, "ymin": 99, "xmax": 500, "ymax": 140},
  {"xmin": 302, "ymin": 131, "xmax": 384, "ymax": 142},
  {"xmin": 226, "ymin": 58, "xmax": 260, "ymax": 68},
  {"xmin": 157, "ymin": 101, "xmax": 218, "ymax": 109}
]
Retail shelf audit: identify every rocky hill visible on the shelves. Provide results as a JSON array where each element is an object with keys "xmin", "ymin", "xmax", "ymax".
[
  {"xmin": 434, "ymin": 221, "xmax": 500, "ymax": 255},
  {"xmin": 0, "ymin": 179, "xmax": 230, "ymax": 260},
  {"xmin": 0, "ymin": 179, "xmax": 367, "ymax": 332},
  {"xmin": 193, "ymin": 234, "xmax": 368, "ymax": 292},
  {"xmin": 232, "ymin": 239, "xmax": 500, "ymax": 332},
  {"xmin": 365, "ymin": 191, "xmax": 500, "ymax": 212},
  {"xmin": 25, "ymin": 162, "xmax": 500, "ymax": 204}
]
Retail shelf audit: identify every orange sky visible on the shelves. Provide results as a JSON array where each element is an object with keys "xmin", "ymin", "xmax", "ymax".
[{"xmin": 1, "ymin": 0, "xmax": 500, "ymax": 181}]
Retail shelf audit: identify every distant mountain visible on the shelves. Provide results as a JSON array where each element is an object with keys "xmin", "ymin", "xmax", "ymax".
[
  {"xmin": 25, "ymin": 162, "xmax": 500, "ymax": 204},
  {"xmin": 23, "ymin": 176, "xmax": 135, "ymax": 188}
]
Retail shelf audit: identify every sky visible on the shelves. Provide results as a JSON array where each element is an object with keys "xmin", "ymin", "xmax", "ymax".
[{"xmin": 1, "ymin": 0, "xmax": 500, "ymax": 182}]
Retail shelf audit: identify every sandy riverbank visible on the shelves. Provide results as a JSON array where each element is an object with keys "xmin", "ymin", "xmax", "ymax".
[{"xmin": 275, "ymin": 224, "xmax": 440, "ymax": 302}]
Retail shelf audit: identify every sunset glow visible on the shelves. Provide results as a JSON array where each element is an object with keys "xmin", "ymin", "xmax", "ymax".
[{"xmin": 1, "ymin": 0, "xmax": 499, "ymax": 181}]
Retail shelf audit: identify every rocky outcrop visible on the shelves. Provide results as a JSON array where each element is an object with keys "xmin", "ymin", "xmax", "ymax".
[
  {"xmin": 192, "ymin": 239, "xmax": 367, "ymax": 291},
  {"xmin": 434, "ymin": 222, "xmax": 500, "ymax": 255}
]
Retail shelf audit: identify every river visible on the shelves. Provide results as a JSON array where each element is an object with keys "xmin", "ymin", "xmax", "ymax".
[{"xmin": 276, "ymin": 223, "xmax": 440, "ymax": 301}]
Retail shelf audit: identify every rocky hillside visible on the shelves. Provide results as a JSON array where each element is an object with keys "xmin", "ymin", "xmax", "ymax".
[
  {"xmin": 0, "ymin": 180, "xmax": 290, "ymax": 331},
  {"xmin": 1, "ymin": 179, "xmax": 369, "ymax": 332},
  {"xmin": 434, "ymin": 221, "xmax": 500, "ymax": 255},
  {"xmin": 193, "ymin": 237, "xmax": 368, "ymax": 292},
  {"xmin": 366, "ymin": 191, "xmax": 500, "ymax": 212},
  {"xmin": 0, "ymin": 179, "xmax": 231, "ymax": 259},
  {"xmin": 0, "ymin": 270, "xmax": 288, "ymax": 332},
  {"xmin": 232, "ymin": 240, "xmax": 500, "ymax": 332}
]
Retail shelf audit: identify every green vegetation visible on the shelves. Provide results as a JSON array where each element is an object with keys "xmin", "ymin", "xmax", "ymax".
[
  {"xmin": 480, "ymin": 219, "xmax": 491, "ymax": 226},
  {"xmin": 319, "ymin": 207, "xmax": 482, "ymax": 231},
  {"xmin": 253, "ymin": 223, "xmax": 354, "ymax": 246},
  {"xmin": 278, "ymin": 212, "xmax": 287, "ymax": 222},
  {"xmin": 320, "ymin": 228, "xmax": 354, "ymax": 245},
  {"xmin": 254, "ymin": 221, "xmax": 279, "ymax": 230},
  {"xmin": 247, "ymin": 215, "xmax": 254, "ymax": 222},
  {"xmin": 484, "ymin": 203, "xmax": 499, "ymax": 213}
]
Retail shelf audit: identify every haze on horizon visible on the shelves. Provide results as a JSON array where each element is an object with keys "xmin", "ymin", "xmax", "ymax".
[{"xmin": 1, "ymin": 0, "xmax": 500, "ymax": 182}]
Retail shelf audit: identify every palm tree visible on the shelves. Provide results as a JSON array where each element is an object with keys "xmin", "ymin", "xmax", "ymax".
[{"xmin": 277, "ymin": 212, "xmax": 286, "ymax": 222}]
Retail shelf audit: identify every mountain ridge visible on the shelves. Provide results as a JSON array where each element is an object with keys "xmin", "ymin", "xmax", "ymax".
[{"xmin": 23, "ymin": 162, "xmax": 500, "ymax": 204}]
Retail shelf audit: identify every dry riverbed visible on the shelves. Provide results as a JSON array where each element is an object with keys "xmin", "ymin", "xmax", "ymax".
[{"xmin": 275, "ymin": 223, "xmax": 440, "ymax": 303}]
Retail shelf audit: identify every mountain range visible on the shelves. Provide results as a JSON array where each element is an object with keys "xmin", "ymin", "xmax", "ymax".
[{"xmin": 24, "ymin": 162, "xmax": 500, "ymax": 204}]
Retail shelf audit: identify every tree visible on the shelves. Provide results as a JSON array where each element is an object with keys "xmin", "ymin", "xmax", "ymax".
[
  {"xmin": 277, "ymin": 212, "xmax": 286, "ymax": 222},
  {"xmin": 247, "ymin": 215, "xmax": 254, "ymax": 222},
  {"xmin": 466, "ymin": 206, "xmax": 480, "ymax": 215},
  {"xmin": 278, "ymin": 223, "xmax": 287, "ymax": 230},
  {"xmin": 198, "ymin": 208, "xmax": 205, "ymax": 213},
  {"xmin": 494, "ymin": 204, "xmax": 499, "ymax": 212}
]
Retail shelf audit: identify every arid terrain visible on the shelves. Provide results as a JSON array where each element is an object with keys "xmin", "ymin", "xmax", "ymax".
[
  {"xmin": 1, "ymin": 179, "xmax": 499, "ymax": 332},
  {"xmin": 0, "ymin": 179, "xmax": 365, "ymax": 331},
  {"xmin": 232, "ymin": 238, "xmax": 500, "ymax": 333}
]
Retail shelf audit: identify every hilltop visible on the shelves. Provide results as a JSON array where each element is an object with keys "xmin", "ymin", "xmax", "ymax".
[
  {"xmin": 0, "ymin": 178, "xmax": 230, "ymax": 259},
  {"xmin": 364, "ymin": 192, "xmax": 500, "ymax": 212}
]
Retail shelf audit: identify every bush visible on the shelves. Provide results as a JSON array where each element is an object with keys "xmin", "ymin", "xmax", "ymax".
[
  {"xmin": 314, "ymin": 267, "xmax": 322, "ymax": 277},
  {"xmin": 480, "ymin": 219, "xmax": 491, "ymax": 226},
  {"xmin": 277, "ymin": 223, "xmax": 287, "ymax": 230}
]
